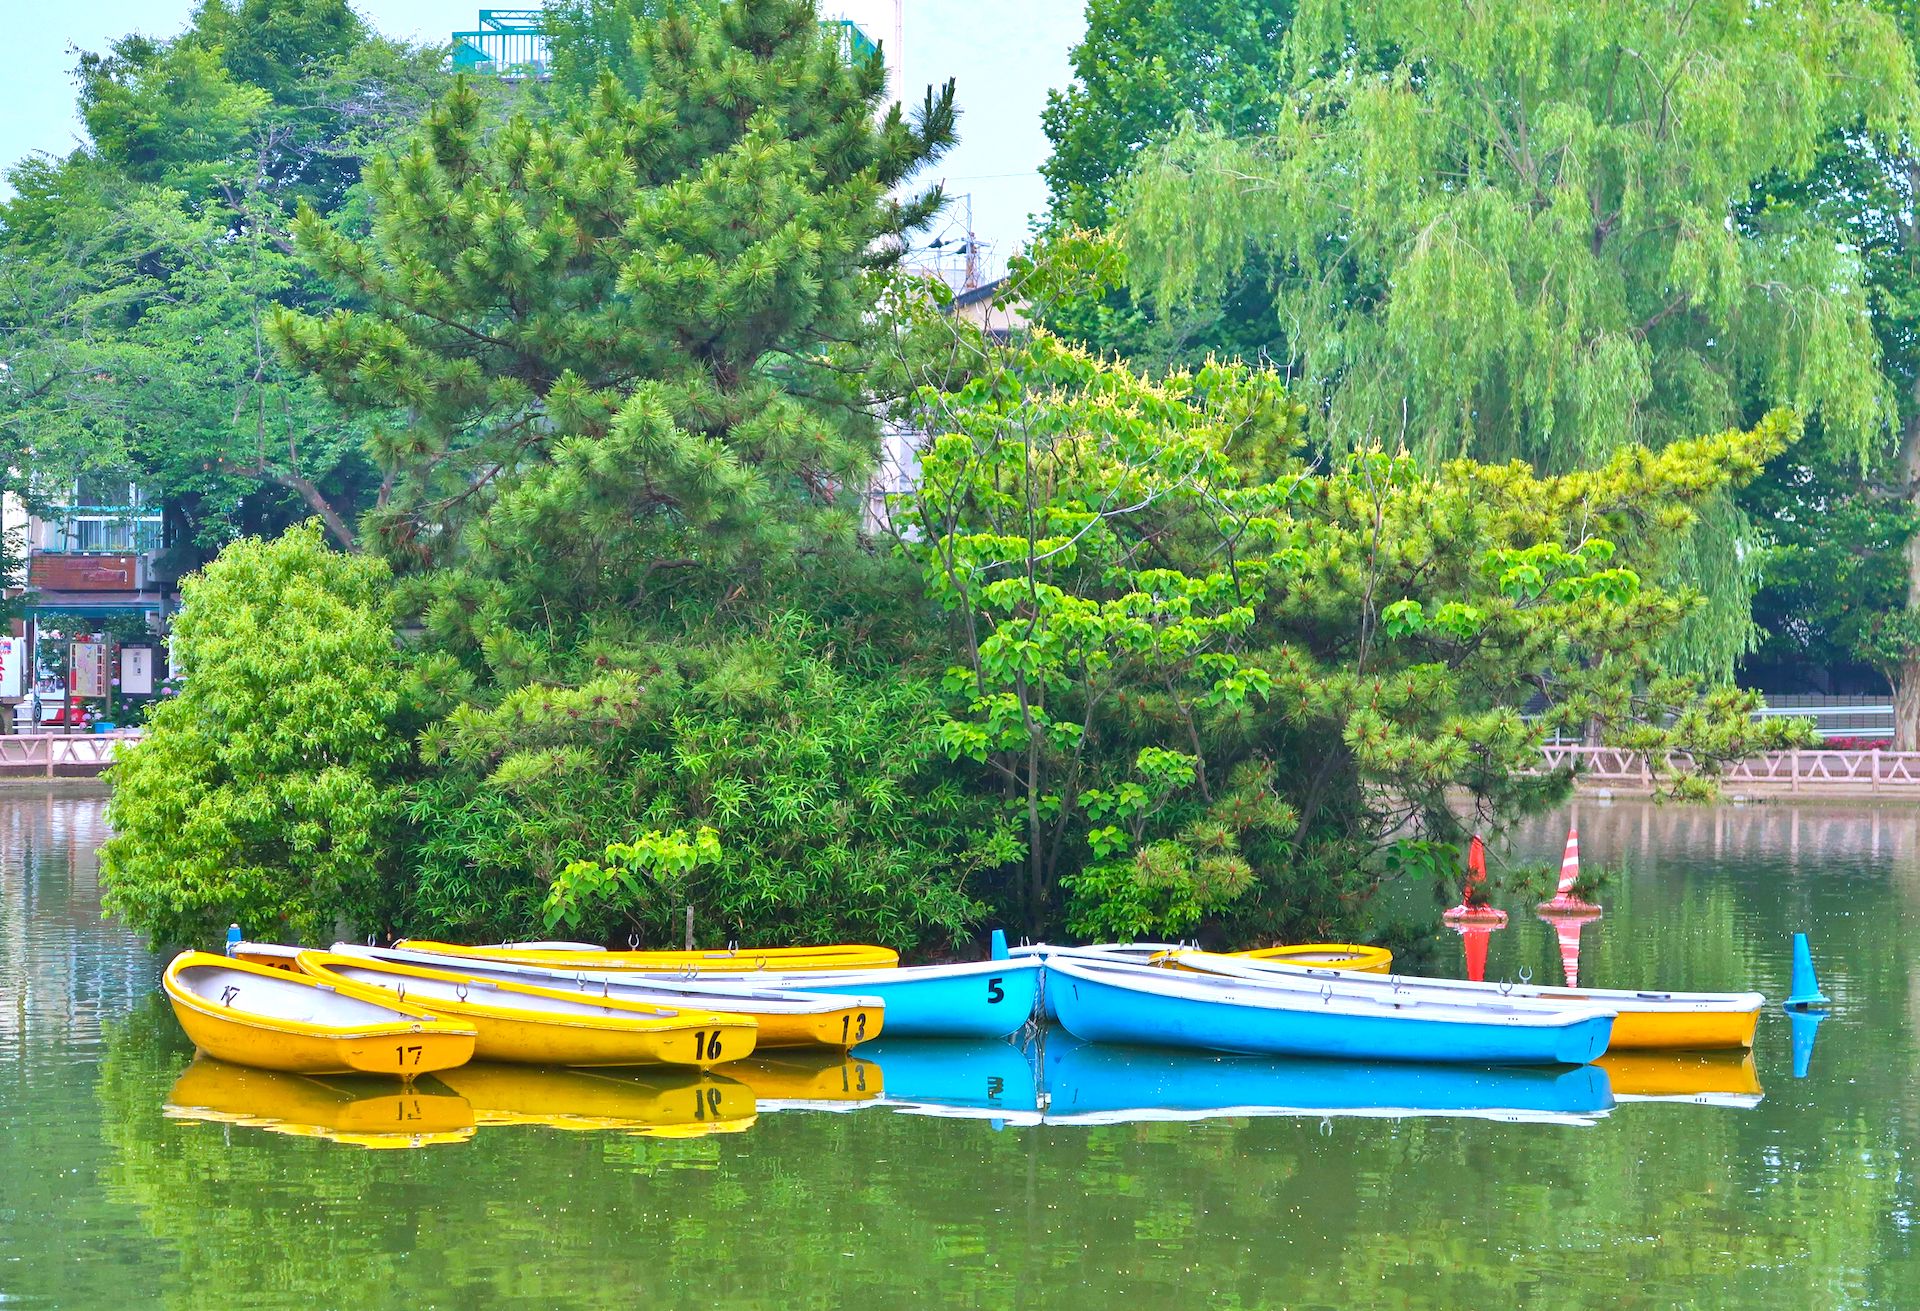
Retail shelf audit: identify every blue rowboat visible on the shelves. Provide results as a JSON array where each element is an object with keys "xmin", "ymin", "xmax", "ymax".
[
  {"xmin": 1041, "ymin": 1037, "xmax": 1614, "ymax": 1125},
  {"xmin": 1047, "ymin": 956, "xmax": 1613, "ymax": 1065},
  {"xmin": 855, "ymin": 1037, "xmax": 1041, "ymax": 1120},
  {"xmin": 694, "ymin": 959, "xmax": 1043, "ymax": 1040}
]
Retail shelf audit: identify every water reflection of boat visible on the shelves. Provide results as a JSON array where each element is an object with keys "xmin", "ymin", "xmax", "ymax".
[
  {"xmin": 1041, "ymin": 1040, "xmax": 1616, "ymax": 1126},
  {"xmin": 855, "ymin": 1038, "xmax": 1043, "ymax": 1124},
  {"xmin": 164, "ymin": 1057, "xmax": 476, "ymax": 1149},
  {"xmin": 725, "ymin": 1052, "xmax": 884, "ymax": 1111},
  {"xmin": 432, "ymin": 1063, "xmax": 756, "ymax": 1137},
  {"xmin": 1596, "ymin": 1053, "xmax": 1764, "ymax": 1108}
]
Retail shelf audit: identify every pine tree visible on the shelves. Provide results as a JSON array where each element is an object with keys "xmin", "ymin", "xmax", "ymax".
[
  {"xmin": 270, "ymin": 1, "xmax": 989, "ymax": 951},
  {"xmin": 274, "ymin": 0, "xmax": 957, "ymax": 634}
]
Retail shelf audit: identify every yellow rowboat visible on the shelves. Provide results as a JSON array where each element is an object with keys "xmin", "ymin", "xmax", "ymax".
[
  {"xmin": 1131, "ymin": 948, "xmax": 1764, "ymax": 1050},
  {"xmin": 294, "ymin": 951, "xmax": 757, "ymax": 1069},
  {"xmin": 1072, "ymin": 941, "xmax": 1394, "ymax": 975},
  {"xmin": 1232, "ymin": 943, "xmax": 1394, "ymax": 973},
  {"xmin": 433, "ymin": 1063, "xmax": 757, "ymax": 1138},
  {"xmin": 331, "ymin": 943, "xmax": 884, "ymax": 1050},
  {"xmin": 230, "ymin": 942, "xmax": 304, "ymax": 971},
  {"xmin": 163, "ymin": 951, "xmax": 477, "ymax": 1076},
  {"xmin": 727, "ymin": 1052, "xmax": 885, "ymax": 1111},
  {"xmin": 165, "ymin": 1057, "xmax": 476, "ymax": 1149},
  {"xmin": 1598, "ymin": 1052, "xmax": 1763, "ymax": 1107},
  {"xmin": 393, "ymin": 939, "xmax": 899, "ymax": 973}
]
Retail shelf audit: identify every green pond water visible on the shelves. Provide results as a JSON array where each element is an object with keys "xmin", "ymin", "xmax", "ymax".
[{"xmin": 1, "ymin": 788, "xmax": 1915, "ymax": 1309}]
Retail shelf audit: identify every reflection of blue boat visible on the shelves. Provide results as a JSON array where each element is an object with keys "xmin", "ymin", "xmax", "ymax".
[
  {"xmin": 1042, "ymin": 1039, "xmax": 1614, "ymax": 1126},
  {"xmin": 1049, "ymin": 956, "xmax": 1613, "ymax": 1065},
  {"xmin": 745, "ymin": 959, "xmax": 1040, "ymax": 1039},
  {"xmin": 855, "ymin": 1038, "xmax": 1041, "ymax": 1122}
]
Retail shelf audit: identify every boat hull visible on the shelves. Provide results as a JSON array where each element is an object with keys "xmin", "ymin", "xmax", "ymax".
[
  {"xmin": 700, "ymin": 959, "xmax": 1042, "ymax": 1039},
  {"xmin": 1049, "ymin": 960, "xmax": 1612, "ymax": 1065},
  {"xmin": 163, "ymin": 952, "xmax": 476, "ymax": 1077},
  {"xmin": 330, "ymin": 944, "xmax": 883, "ymax": 1050},
  {"xmin": 295, "ymin": 953, "xmax": 757, "ymax": 1069},
  {"xmin": 1605, "ymin": 1007, "xmax": 1760, "ymax": 1051},
  {"xmin": 1151, "ymin": 949, "xmax": 1764, "ymax": 1051}
]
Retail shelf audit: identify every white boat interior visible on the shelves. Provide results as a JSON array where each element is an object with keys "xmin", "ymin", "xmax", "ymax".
[
  {"xmin": 312, "ymin": 961, "xmax": 691, "ymax": 1021},
  {"xmin": 174, "ymin": 962, "xmax": 416, "ymax": 1027},
  {"xmin": 1101, "ymin": 947, "xmax": 1764, "ymax": 1013},
  {"xmin": 332, "ymin": 944, "xmax": 872, "ymax": 1015}
]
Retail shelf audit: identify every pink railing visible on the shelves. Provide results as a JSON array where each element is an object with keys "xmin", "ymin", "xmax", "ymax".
[
  {"xmin": 0, "ymin": 731, "xmax": 142, "ymax": 777},
  {"xmin": 1539, "ymin": 744, "xmax": 1920, "ymax": 792}
]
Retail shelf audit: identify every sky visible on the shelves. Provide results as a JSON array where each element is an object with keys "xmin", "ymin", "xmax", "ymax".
[{"xmin": 1, "ymin": 1, "xmax": 1085, "ymax": 275}]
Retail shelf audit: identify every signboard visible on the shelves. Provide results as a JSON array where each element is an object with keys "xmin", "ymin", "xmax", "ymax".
[
  {"xmin": 0, "ymin": 636, "xmax": 20, "ymax": 700},
  {"xmin": 121, "ymin": 647, "xmax": 153, "ymax": 696},
  {"xmin": 71, "ymin": 642, "xmax": 109, "ymax": 699}
]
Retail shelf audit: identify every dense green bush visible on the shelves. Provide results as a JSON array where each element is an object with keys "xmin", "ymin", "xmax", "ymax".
[
  {"xmin": 402, "ymin": 616, "xmax": 1010, "ymax": 951},
  {"xmin": 100, "ymin": 524, "xmax": 409, "ymax": 947}
]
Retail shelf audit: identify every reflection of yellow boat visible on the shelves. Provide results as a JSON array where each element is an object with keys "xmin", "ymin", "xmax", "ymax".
[
  {"xmin": 434, "ymin": 1063, "xmax": 756, "ymax": 1137},
  {"xmin": 1598, "ymin": 1052, "xmax": 1763, "ymax": 1106},
  {"xmin": 727, "ymin": 1052, "xmax": 884, "ymax": 1110},
  {"xmin": 163, "ymin": 951, "xmax": 477, "ymax": 1076},
  {"xmin": 1231, "ymin": 943, "xmax": 1394, "ymax": 974},
  {"xmin": 164, "ymin": 1057, "xmax": 476, "ymax": 1148},
  {"xmin": 394, "ymin": 939, "xmax": 899, "ymax": 973},
  {"xmin": 295, "ymin": 952, "xmax": 757, "ymax": 1069}
]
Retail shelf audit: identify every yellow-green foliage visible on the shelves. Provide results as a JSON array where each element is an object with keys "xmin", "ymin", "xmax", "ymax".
[
  {"xmin": 100, "ymin": 523, "xmax": 407, "ymax": 947},
  {"xmin": 903, "ymin": 333, "xmax": 1808, "ymax": 938}
]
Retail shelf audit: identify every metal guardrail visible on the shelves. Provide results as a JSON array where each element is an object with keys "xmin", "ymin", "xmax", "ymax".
[{"xmin": 0, "ymin": 731, "xmax": 141, "ymax": 777}]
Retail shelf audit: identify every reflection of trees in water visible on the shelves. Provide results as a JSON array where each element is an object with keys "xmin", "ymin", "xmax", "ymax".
[
  {"xmin": 0, "ymin": 789, "xmax": 154, "ymax": 1054},
  {"xmin": 92, "ymin": 1001, "xmax": 1915, "ymax": 1308},
  {"xmin": 11, "ymin": 789, "xmax": 1904, "ymax": 1307},
  {"xmin": 1511, "ymin": 800, "xmax": 1920, "ymax": 870}
]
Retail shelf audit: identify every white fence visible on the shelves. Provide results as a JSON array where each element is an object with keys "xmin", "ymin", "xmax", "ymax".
[
  {"xmin": 1540, "ymin": 744, "xmax": 1920, "ymax": 793},
  {"xmin": 0, "ymin": 731, "xmax": 142, "ymax": 778}
]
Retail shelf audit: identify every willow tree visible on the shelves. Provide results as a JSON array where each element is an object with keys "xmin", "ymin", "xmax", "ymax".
[{"xmin": 1115, "ymin": 0, "xmax": 1920, "ymax": 675}]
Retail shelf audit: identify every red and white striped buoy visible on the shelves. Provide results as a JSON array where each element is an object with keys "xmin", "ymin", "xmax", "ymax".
[
  {"xmin": 1537, "ymin": 823, "xmax": 1602, "ymax": 914},
  {"xmin": 1443, "ymin": 832, "xmax": 1509, "ymax": 925}
]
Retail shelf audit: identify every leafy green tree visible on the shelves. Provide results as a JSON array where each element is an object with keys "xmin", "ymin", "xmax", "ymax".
[
  {"xmin": 1741, "ymin": 448, "xmax": 1917, "ymax": 701},
  {"xmin": 1034, "ymin": 0, "xmax": 1295, "ymax": 368},
  {"xmin": 901, "ymin": 330, "xmax": 1806, "ymax": 937},
  {"xmin": 1740, "ymin": 0, "xmax": 1920, "ymax": 742},
  {"xmin": 100, "ymin": 524, "xmax": 409, "ymax": 947},
  {"xmin": 1113, "ymin": 0, "xmax": 1920, "ymax": 676},
  {"xmin": 1040, "ymin": 0, "xmax": 1294, "ymax": 232},
  {"xmin": 0, "ymin": 1, "xmax": 457, "ymax": 553},
  {"xmin": 403, "ymin": 616, "xmax": 1005, "ymax": 950}
]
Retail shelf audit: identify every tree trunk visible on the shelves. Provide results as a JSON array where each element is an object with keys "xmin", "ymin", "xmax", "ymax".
[
  {"xmin": 1896, "ymin": 662, "xmax": 1920, "ymax": 752},
  {"xmin": 1898, "ymin": 407, "xmax": 1920, "ymax": 751},
  {"xmin": 268, "ymin": 468, "xmax": 358, "ymax": 552}
]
